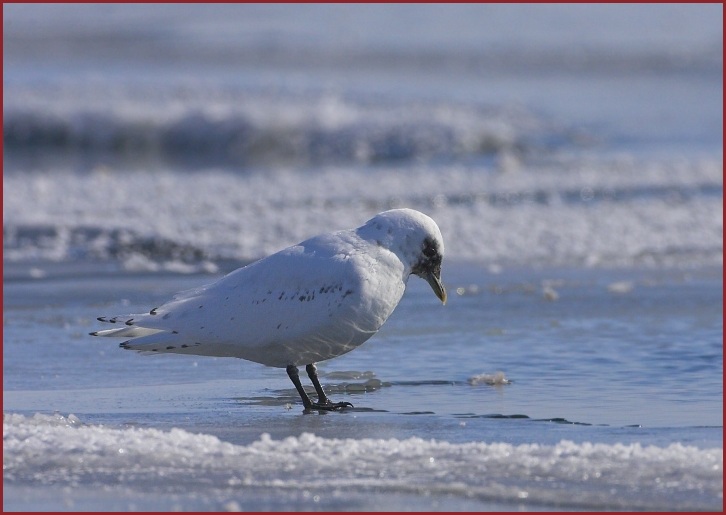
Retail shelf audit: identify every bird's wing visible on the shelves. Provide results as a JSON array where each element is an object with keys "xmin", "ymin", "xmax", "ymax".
[{"xmin": 93, "ymin": 233, "xmax": 396, "ymax": 367}]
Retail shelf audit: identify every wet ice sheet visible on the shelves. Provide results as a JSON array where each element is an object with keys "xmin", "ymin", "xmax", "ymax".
[{"xmin": 3, "ymin": 265, "xmax": 723, "ymax": 511}]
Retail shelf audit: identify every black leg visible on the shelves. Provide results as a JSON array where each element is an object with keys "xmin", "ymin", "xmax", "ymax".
[
  {"xmin": 286, "ymin": 365, "xmax": 313, "ymax": 409},
  {"xmin": 306, "ymin": 363, "xmax": 353, "ymax": 410},
  {"xmin": 305, "ymin": 363, "xmax": 330, "ymax": 404}
]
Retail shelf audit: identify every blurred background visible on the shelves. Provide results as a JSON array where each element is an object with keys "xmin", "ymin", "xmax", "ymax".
[{"xmin": 3, "ymin": 3, "xmax": 722, "ymax": 273}]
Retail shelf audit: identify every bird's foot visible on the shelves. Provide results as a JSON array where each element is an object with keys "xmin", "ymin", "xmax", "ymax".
[{"xmin": 306, "ymin": 400, "xmax": 353, "ymax": 411}]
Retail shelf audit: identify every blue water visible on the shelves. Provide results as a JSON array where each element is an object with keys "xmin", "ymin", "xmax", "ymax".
[{"xmin": 3, "ymin": 3, "xmax": 723, "ymax": 511}]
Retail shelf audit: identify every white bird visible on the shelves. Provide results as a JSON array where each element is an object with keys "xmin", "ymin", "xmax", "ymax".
[{"xmin": 91, "ymin": 208, "xmax": 446, "ymax": 411}]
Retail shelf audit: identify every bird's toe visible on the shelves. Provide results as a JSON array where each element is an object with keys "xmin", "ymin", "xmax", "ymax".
[{"xmin": 308, "ymin": 400, "xmax": 354, "ymax": 411}]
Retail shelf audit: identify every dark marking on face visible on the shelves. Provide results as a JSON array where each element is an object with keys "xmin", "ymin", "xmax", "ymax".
[
  {"xmin": 299, "ymin": 296, "xmax": 305, "ymax": 301},
  {"xmin": 181, "ymin": 344, "xmax": 189, "ymax": 348},
  {"xmin": 125, "ymin": 319, "xmax": 134, "ymax": 326},
  {"xmin": 412, "ymin": 236, "xmax": 443, "ymax": 278},
  {"xmin": 172, "ymin": 330, "xmax": 179, "ymax": 334},
  {"xmin": 277, "ymin": 323, "xmax": 282, "ymax": 329},
  {"xmin": 198, "ymin": 305, "xmax": 203, "ymax": 309},
  {"xmin": 166, "ymin": 346, "xmax": 175, "ymax": 350},
  {"xmin": 149, "ymin": 308, "xmax": 158, "ymax": 315}
]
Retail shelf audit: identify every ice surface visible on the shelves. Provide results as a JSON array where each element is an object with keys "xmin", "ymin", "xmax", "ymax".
[
  {"xmin": 3, "ymin": 412, "xmax": 722, "ymax": 511},
  {"xmin": 3, "ymin": 84, "xmax": 546, "ymax": 169},
  {"xmin": 468, "ymin": 372, "xmax": 511, "ymax": 386},
  {"xmin": 3, "ymin": 157, "xmax": 722, "ymax": 269}
]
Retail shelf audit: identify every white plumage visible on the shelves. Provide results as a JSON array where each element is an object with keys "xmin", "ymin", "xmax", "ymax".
[{"xmin": 92, "ymin": 208, "xmax": 446, "ymax": 410}]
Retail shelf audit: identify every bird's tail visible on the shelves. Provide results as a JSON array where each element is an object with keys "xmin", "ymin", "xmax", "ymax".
[{"xmin": 91, "ymin": 315, "xmax": 202, "ymax": 354}]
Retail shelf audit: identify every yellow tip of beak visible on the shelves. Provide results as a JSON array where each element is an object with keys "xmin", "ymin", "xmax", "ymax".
[{"xmin": 425, "ymin": 272, "xmax": 447, "ymax": 305}]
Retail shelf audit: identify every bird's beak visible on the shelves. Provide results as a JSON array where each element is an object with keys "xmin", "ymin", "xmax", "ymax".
[{"xmin": 425, "ymin": 270, "xmax": 447, "ymax": 305}]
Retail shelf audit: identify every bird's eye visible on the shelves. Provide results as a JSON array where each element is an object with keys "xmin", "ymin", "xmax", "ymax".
[{"xmin": 422, "ymin": 244, "xmax": 437, "ymax": 258}]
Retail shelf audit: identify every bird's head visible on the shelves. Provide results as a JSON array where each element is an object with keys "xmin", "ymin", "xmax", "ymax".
[{"xmin": 358, "ymin": 208, "xmax": 447, "ymax": 304}]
